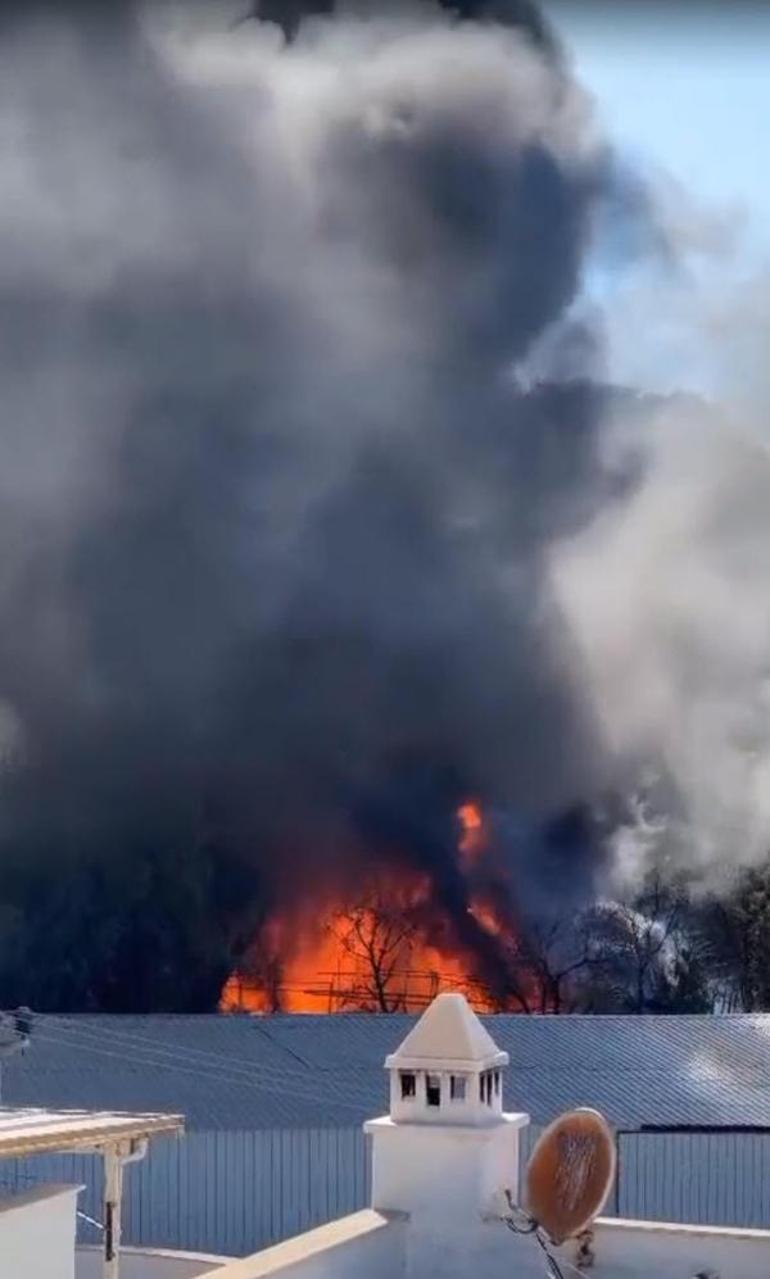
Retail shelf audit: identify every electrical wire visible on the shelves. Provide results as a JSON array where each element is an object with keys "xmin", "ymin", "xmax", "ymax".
[
  {"xmin": 28, "ymin": 1013, "xmax": 364, "ymax": 1089},
  {"xmin": 502, "ymin": 1193, "xmax": 586, "ymax": 1279},
  {"xmin": 0, "ymin": 1170, "xmax": 104, "ymax": 1226},
  {"xmin": 29, "ymin": 1019, "xmax": 378, "ymax": 1112},
  {"xmin": 25, "ymin": 1024, "xmax": 377, "ymax": 1119},
  {"xmin": 32, "ymin": 1013, "xmax": 375, "ymax": 1093},
  {"xmin": 77, "ymin": 1210, "xmax": 104, "ymax": 1233},
  {"xmin": 0, "ymin": 1171, "xmax": 103, "ymax": 1235},
  {"xmin": 29, "ymin": 1028, "xmax": 373, "ymax": 1118}
]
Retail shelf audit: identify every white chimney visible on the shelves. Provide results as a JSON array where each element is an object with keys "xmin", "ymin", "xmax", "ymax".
[{"xmin": 365, "ymin": 993, "xmax": 530, "ymax": 1279}]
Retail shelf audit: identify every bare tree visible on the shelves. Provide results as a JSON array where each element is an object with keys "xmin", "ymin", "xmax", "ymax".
[
  {"xmin": 238, "ymin": 931, "xmax": 284, "ymax": 1013},
  {"xmin": 463, "ymin": 914, "xmax": 594, "ymax": 1016},
  {"xmin": 695, "ymin": 864, "xmax": 770, "ymax": 1012},
  {"xmin": 524, "ymin": 916, "xmax": 598, "ymax": 1014},
  {"xmin": 331, "ymin": 893, "xmax": 418, "ymax": 1013},
  {"xmin": 490, "ymin": 914, "xmax": 599, "ymax": 1015},
  {"xmin": 583, "ymin": 871, "xmax": 710, "ymax": 1013}
]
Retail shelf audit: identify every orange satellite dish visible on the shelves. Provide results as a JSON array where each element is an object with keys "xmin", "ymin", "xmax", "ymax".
[{"xmin": 525, "ymin": 1108, "xmax": 616, "ymax": 1245}]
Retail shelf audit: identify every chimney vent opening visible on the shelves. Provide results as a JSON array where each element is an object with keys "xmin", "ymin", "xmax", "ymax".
[
  {"xmin": 400, "ymin": 1071, "xmax": 417, "ymax": 1101},
  {"xmin": 450, "ymin": 1074, "xmax": 467, "ymax": 1101},
  {"xmin": 426, "ymin": 1074, "xmax": 441, "ymax": 1107}
]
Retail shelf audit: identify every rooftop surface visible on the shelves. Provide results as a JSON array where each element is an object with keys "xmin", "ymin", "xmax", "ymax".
[{"xmin": 4, "ymin": 1012, "xmax": 770, "ymax": 1131}]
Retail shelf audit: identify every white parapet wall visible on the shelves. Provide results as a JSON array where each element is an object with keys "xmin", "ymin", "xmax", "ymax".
[
  {"xmin": 76, "ymin": 1246, "xmax": 231, "ymax": 1279},
  {"xmin": 576, "ymin": 1216, "xmax": 770, "ymax": 1278},
  {"xmin": 195, "ymin": 1209, "xmax": 405, "ymax": 1279},
  {"xmin": 190, "ymin": 1207, "xmax": 770, "ymax": 1279},
  {"xmin": 0, "ymin": 1184, "xmax": 81, "ymax": 1279}
]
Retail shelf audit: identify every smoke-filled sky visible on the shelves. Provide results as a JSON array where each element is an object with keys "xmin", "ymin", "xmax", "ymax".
[
  {"xmin": 547, "ymin": 1, "xmax": 770, "ymax": 400},
  {"xmin": 551, "ymin": 2, "xmax": 770, "ymax": 234},
  {"xmin": 0, "ymin": 0, "xmax": 768, "ymax": 1008}
]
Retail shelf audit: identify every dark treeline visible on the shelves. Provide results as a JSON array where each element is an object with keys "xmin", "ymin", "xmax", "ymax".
[{"xmin": 485, "ymin": 863, "xmax": 770, "ymax": 1016}]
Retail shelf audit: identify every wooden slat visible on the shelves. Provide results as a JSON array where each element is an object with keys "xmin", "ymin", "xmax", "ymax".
[{"xmin": 0, "ymin": 1109, "xmax": 183, "ymax": 1157}]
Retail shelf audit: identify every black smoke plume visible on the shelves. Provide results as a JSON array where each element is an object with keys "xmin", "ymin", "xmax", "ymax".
[
  {"xmin": 252, "ymin": 0, "xmax": 556, "ymax": 52},
  {"xmin": 0, "ymin": 0, "xmax": 655, "ymax": 1010}
]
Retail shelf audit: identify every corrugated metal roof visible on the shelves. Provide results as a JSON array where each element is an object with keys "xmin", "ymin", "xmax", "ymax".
[{"xmin": 3, "ymin": 1013, "xmax": 770, "ymax": 1132}]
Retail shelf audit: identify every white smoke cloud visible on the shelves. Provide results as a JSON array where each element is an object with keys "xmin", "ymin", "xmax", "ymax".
[{"xmin": 551, "ymin": 391, "xmax": 770, "ymax": 884}]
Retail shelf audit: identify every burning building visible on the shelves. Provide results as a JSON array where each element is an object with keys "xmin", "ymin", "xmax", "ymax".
[
  {"xmin": 0, "ymin": 0, "xmax": 764, "ymax": 1013},
  {"xmin": 220, "ymin": 800, "xmax": 528, "ymax": 1014}
]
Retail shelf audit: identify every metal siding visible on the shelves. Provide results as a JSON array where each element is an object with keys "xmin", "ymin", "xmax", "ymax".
[
  {"xmin": 1, "ymin": 1126, "xmax": 770, "ymax": 1256},
  {"xmin": 618, "ymin": 1131, "xmax": 770, "ymax": 1230}
]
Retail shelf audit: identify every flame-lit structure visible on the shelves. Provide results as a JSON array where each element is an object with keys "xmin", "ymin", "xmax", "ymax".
[{"xmin": 220, "ymin": 804, "xmax": 532, "ymax": 1015}]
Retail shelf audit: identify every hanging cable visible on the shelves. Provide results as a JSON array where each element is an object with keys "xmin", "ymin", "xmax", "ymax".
[
  {"xmin": 34, "ymin": 1024, "xmax": 376, "ymax": 1114},
  {"xmin": 29, "ymin": 1013, "xmax": 375, "ymax": 1098},
  {"xmin": 27, "ymin": 1014, "xmax": 367, "ymax": 1095},
  {"xmin": 28, "ymin": 1013, "xmax": 321, "ymax": 1078},
  {"xmin": 501, "ymin": 1191, "xmax": 586, "ymax": 1279},
  {"xmin": 26, "ymin": 1024, "xmax": 376, "ymax": 1119},
  {"xmin": 30, "ymin": 1027, "xmax": 371, "ymax": 1116},
  {"xmin": 78, "ymin": 1209, "xmax": 105, "ymax": 1233}
]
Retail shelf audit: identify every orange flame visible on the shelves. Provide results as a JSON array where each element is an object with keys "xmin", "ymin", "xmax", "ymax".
[
  {"xmin": 457, "ymin": 799, "xmax": 485, "ymax": 864},
  {"xmin": 220, "ymin": 801, "xmax": 517, "ymax": 1015}
]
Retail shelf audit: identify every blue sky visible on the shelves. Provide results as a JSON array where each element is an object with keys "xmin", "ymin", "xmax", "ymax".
[
  {"xmin": 549, "ymin": 4, "xmax": 770, "ymax": 231},
  {"xmin": 543, "ymin": 4, "xmax": 770, "ymax": 395}
]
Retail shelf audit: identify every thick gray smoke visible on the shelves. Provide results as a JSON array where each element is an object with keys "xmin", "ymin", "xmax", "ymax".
[
  {"xmin": 250, "ymin": 1, "xmax": 557, "ymax": 51},
  {"xmin": 551, "ymin": 394, "xmax": 770, "ymax": 894},
  {"xmin": 0, "ymin": 0, "xmax": 739, "ymax": 1009}
]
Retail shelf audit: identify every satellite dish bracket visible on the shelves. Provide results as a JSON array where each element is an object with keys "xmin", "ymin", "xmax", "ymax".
[{"xmin": 501, "ymin": 1189, "xmax": 584, "ymax": 1279}]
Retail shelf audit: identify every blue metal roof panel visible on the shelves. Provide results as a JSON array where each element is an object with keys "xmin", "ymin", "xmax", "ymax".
[{"xmin": 4, "ymin": 1013, "xmax": 770, "ymax": 1132}]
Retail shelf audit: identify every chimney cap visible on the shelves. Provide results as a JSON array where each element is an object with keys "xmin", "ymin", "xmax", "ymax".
[{"xmin": 385, "ymin": 992, "xmax": 508, "ymax": 1071}]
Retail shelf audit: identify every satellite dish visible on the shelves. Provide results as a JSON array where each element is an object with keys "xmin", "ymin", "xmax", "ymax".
[{"xmin": 525, "ymin": 1108, "xmax": 615, "ymax": 1245}]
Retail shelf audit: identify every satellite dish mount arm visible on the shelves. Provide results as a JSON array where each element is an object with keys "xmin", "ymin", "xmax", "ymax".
[{"xmin": 501, "ymin": 1189, "xmax": 572, "ymax": 1279}]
